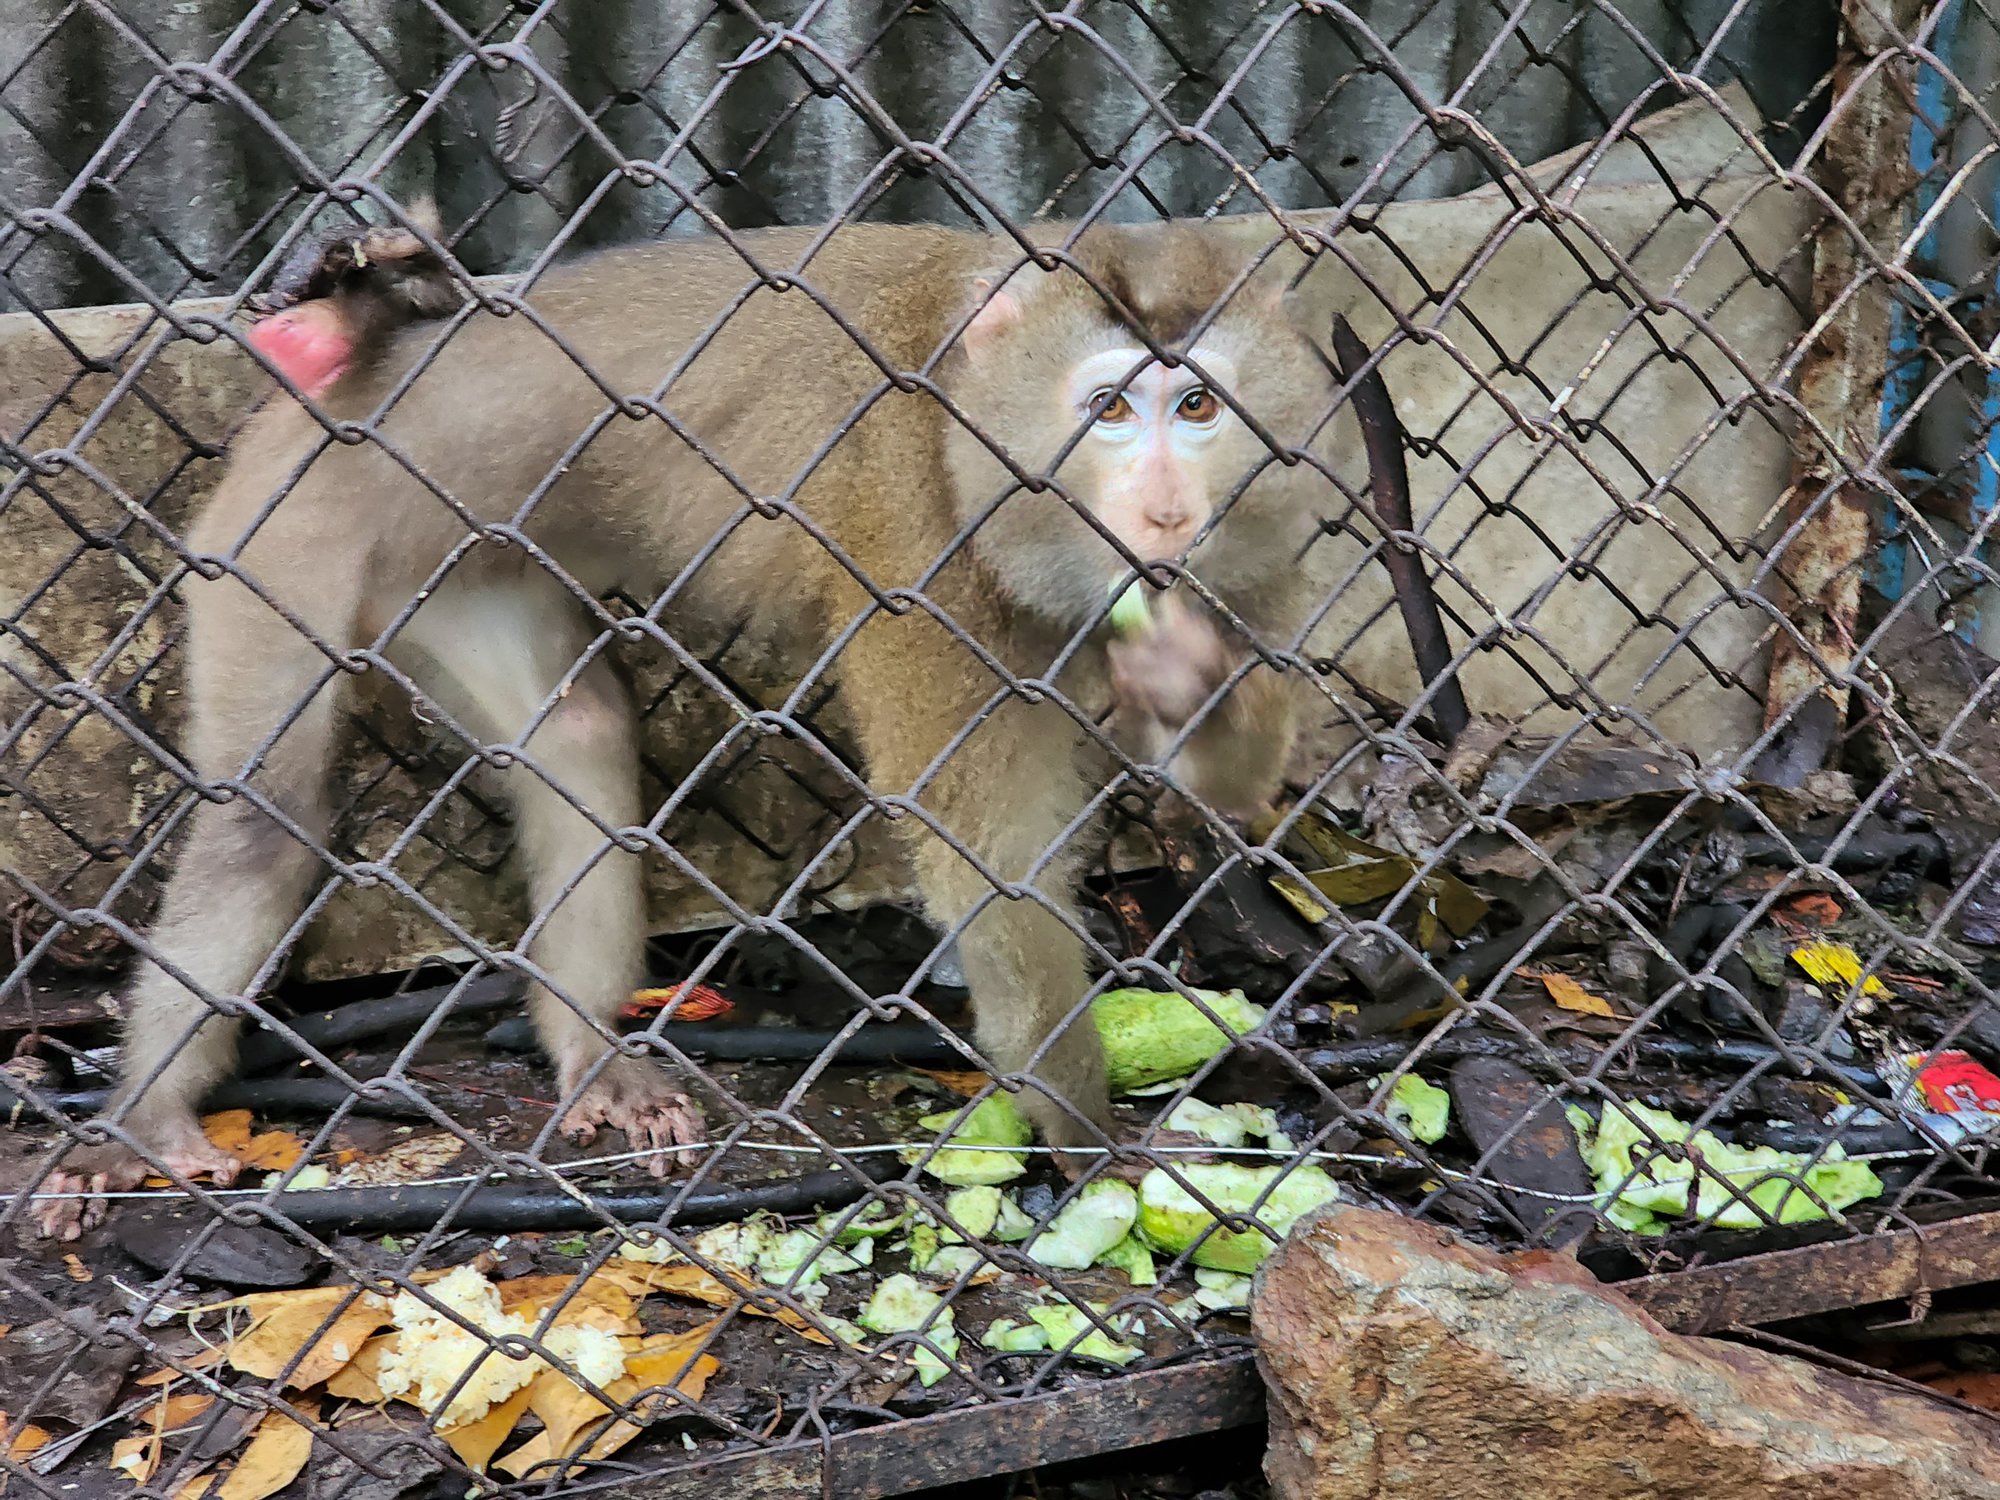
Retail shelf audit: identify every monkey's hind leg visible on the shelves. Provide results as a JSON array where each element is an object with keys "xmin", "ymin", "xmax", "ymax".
[
  {"xmin": 393, "ymin": 571, "xmax": 702, "ymax": 1176},
  {"xmin": 36, "ymin": 552, "xmax": 364, "ymax": 1239}
]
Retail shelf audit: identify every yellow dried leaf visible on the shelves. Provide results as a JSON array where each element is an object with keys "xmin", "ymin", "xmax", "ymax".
[
  {"xmin": 110, "ymin": 1433, "xmax": 159, "ymax": 1484},
  {"xmin": 598, "ymin": 1263, "xmax": 829, "ymax": 1344},
  {"xmin": 3, "ymin": 1419, "xmax": 50, "ymax": 1461},
  {"xmin": 324, "ymin": 1334, "xmax": 396, "ymax": 1403},
  {"xmin": 624, "ymin": 1325, "xmax": 722, "ymax": 1408},
  {"xmin": 200, "ymin": 1112, "xmax": 306, "ymax": 1173},
  {"xmin": 137, "ymin": 1347, "xmax": 225, "ymax": 1386},
  {"xmin": 62, "ymin": 1254, "xmax": 92, "ymax": 1283},
  {"xmin": 1790, "ymin": 940, "xmax": 1890, "ymax": 998},
  {"xmin": 110, "ymin": 1392, "xmax": 174, "ymax": 1485},
  {"xmin": 158, "ymin": 1393, "xmax": 217, "ymax": 1430},
  {"xmin": 175, "ymin": 1475, "xmax": 218, "ymax": 1500},
  {"xmin": 498, "ymin": 1273, "xmax": 638, "ymax": 1334},
  {"xmin": 225, "ymin": 1288, "xmax": 392, "ymax": 1388},
  {"xmin": 493, "ymin": 1328, "xmax": 719, "ymax": 1482},
  {"xmin": 912, "ymin": 1068, "xmax": 992, "ymax": 1097},
  {"xmin": 438, "ymin": 1383, "xmax": 533, "ymax": 1472},
  {"xmin": 1539, "ymin": 973, "xmax": 1616, "ymax": 1017},
  {"xmin": 214, "ymin": 1401, "xmax": 316, "ymax": 1500}
]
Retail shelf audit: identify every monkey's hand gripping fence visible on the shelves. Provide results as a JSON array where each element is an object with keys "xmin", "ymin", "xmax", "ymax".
[{"xmin": 3, "ymin": 1, "xmax": 2000, "ymax": 1495}]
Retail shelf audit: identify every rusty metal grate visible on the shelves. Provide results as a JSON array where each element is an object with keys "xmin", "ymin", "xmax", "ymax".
[{"xmin": 4, "ymin": 0, "xmax": 2000, "ymax": 1496}]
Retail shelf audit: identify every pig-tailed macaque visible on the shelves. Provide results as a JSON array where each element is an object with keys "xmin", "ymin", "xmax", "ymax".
[{"xmin": 35, "ymin": 219, "xmax": 1339, "ymax": 1239}]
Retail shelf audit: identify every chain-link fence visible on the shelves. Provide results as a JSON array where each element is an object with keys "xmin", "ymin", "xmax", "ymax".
[{"xmin": 4, "ymin": 0, "xmax": 1999, "ymax": 1495}]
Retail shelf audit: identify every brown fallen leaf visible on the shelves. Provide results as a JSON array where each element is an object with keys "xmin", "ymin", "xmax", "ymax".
[
  {"xmin": 214, "ymin": 1400, "xmax": 317, "ymax": 1500},
  {"xmin": 201, "ymin": 1111, "xmax": 307, "ymax": 1172},
  {"xmin": 323, "ymin": 1334, "xmax": 396, "ymax": 1403},
  {"xmin": 110, "ymin": 1433, "xmax": 160, "ymax": 1484},
  {"xmin": 157, "ymin": 1392, "xmax": 217, "ymax": 1430},
  {"xmin": 912, "ymin": 1068, "xmax": 992, "ymax": 1097},
  {"xmin": 498, "ymin": 1272, "xmax": 638, "ymax": 1335},
  {"xmin": 137, "ymin": 1347, "xmax": 226, "ymax": 1386},
  {"xmin": 1774, "ymin": 891, "xmax": 1843, "ymax": 930},
  {"xmin": 62, "ymin": 1254, "xmax": 92, "ymax": 1283},
  {"xmin": 1536, "ymin": 972, "xmax": 1617, "ymax": 1018},
  {"xmin": 599, "ymin": 1262, "xmax": 829, "ymax": 1345},
  {"xmin": 2, "ymin": 1416, "xmax": 51, "ymax": 1462},
  {"xmin": 437, "ymin": 1384, "xmax": 533, "ymax": 1472},
  {"xmin": 225, "ymin": 1287, "xmax": 393, "ymax": 1388},
  {"xmin": 110, "ymin": 1388, "xmax": 174, "ymax": 1484}
]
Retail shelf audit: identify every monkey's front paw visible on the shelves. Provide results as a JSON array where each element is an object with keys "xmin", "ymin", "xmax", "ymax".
[
  {"xmin": 558, "ymin": 1060, "xmax": 705, "ymax": 1176},
  {"xmin": 1107, "ymin": 594, "xmax": 1235, "ymax": 732},
  {"xmin": 31, "ymin": 1131, "xmax": 242, "ymax": 1242}
]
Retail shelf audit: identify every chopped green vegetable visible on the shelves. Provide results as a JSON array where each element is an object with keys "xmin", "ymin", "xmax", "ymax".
[
  {"xmin": 1136, "ymin": 1162, "xmax": 1340, "ymax": 1272},
  {"xmin": 1027, "ymin": 1180, "xmax": 1140, "ymax": 1270},
  {"xmin": 1576, "ymin": 1099, "xmax": 1884, "ymax": 1233},
  {"xmin": 1165, "ymin": 1098, "xmax": 1288, "ymax": 1149},
  {"xmin": 1093, "ymin": 987, "xmax": 1268, "ymax": 1095},
  {"xmin": 1108, "ymin": 577, "xmax": 1153, "ymax": 635},
  {"xmin": 819, "ymin": 1316, "xmax": 870, "ymax": 1347},
  {"xmin": 549, "ymin": 1235, "xmax": 592, "ymax": 1258},
  {"xmin": 904, "ymin": 1094, "xmax": 1033, "ymax": 1185},
  {"xmin": 943, "ymin": 1185, "xmax": 1002, "ymax": 1241},
  {"xmin": 1098, "ymin": 1234, "xmax": 1157, "ymax": 1285},
  {"xmin": 814, "ymin": 1201, "xmax": 906, "ymax": 1245},
  {"xmin": 1377, "ymin": 1073, "xmax": 1451, "ymax": 1145},
  {"xmin": 982, "ymin": 1317, "xmax": 1052, "ymax": 1353},
  {"xmin": 1191, "ymin": 1267, "xmax": 1253, "ymax": 1311},
  {"xmin": 757, "ymin": 1228, "xmax": 869, "ymax": 1287},
  {"xmin": 991, "ymin": 1193, "xmax": 1035, "ymax": 1243},
  {"xmin": 1028, "ymin": 1303, "xmax": 1143, "ymax": 1365},
  {"xmin": 923, "ymin": 1245, "xmax": 988, "ymax": 1281},
  {"xmin": 689, "ymin": 1214, "xmax": 781, "ymax": 1273},
  {"xmin": 858, "ymin": 1274, "xmax": 960, "ymax": 1387}
]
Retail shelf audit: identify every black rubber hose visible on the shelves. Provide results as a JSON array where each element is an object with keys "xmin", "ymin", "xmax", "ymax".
[{"xmin": 243, "ymin": 1153, "xmax": 906, "ymax": 1233}]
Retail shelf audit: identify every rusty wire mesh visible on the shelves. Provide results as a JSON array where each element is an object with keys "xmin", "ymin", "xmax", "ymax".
[{"xmin": 3, "ymin": 0, "xmax": 1999, "ymax": 1494}]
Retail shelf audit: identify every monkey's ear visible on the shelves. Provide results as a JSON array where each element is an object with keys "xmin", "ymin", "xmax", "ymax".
[{"xmin": 962, "ymin": 275, "xmax": 1026, "ymax": 361}]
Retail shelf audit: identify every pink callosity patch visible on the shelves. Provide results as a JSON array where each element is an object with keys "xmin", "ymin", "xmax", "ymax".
[{"xmin": 246, "ymin": 307, "xmax": 351, "ymax": 398}]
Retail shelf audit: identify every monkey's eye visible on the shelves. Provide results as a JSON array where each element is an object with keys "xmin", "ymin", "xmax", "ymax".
[
  {"xmin": 1178, "ymin": 388, "xmax": 1219, "ymax": 423},
  {"xmin": 1090, "ymin": 390, "xmax": 1136, "ymax": 425}
]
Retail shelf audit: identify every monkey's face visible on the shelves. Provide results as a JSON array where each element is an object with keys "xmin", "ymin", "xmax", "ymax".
[
  {"xmin": 943, "ymin": 245, "xmax": 1336, "ymax": 632},
  {"xmin": 1062, "ymin": 344, "xmax": 1239, "ymax": 565}
]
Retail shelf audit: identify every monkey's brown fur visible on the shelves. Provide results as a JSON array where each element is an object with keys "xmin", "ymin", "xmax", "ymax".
[{"xmin": 36, "ymin": 221, "xmax": 1337, "ymax": 1237}]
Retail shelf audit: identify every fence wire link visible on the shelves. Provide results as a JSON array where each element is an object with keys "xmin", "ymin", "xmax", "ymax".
[{"xmin": 3, "ymin": 0, "xmax": 1999, "ymax": 1493}]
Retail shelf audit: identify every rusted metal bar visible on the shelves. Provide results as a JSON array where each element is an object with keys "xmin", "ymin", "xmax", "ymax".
[
  {"xmin": 572, "ymin": 1353, "xmax": 1265, "ymax": 1500},
  {"xmin": 1755, "ymin": 0, "xmax": 1924, "ymax": 786},
  {"xmin": 1620, "ymin": 1202, "xmax": 2000, "ymax": 1334}
]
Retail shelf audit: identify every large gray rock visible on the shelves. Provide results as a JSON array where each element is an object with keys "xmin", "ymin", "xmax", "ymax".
[{"xmin": 1254, "ymin": 1202, "xmax": 2000, "ymax": 1500}]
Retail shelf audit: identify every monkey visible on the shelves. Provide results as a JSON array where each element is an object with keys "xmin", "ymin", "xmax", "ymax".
[
  {"xmin": 33, "ymin": 218, "xmax": 1340, "ymax": 1240},
  {"xmin": 242, "ymin": 205, "xmax": 462, "ymax": 399}
]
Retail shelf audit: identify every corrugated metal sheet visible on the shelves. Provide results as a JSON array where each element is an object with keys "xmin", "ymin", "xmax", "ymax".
[{"xmin": 1, "ymin": 0, "xmax": 1832, "ymax": 314}]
